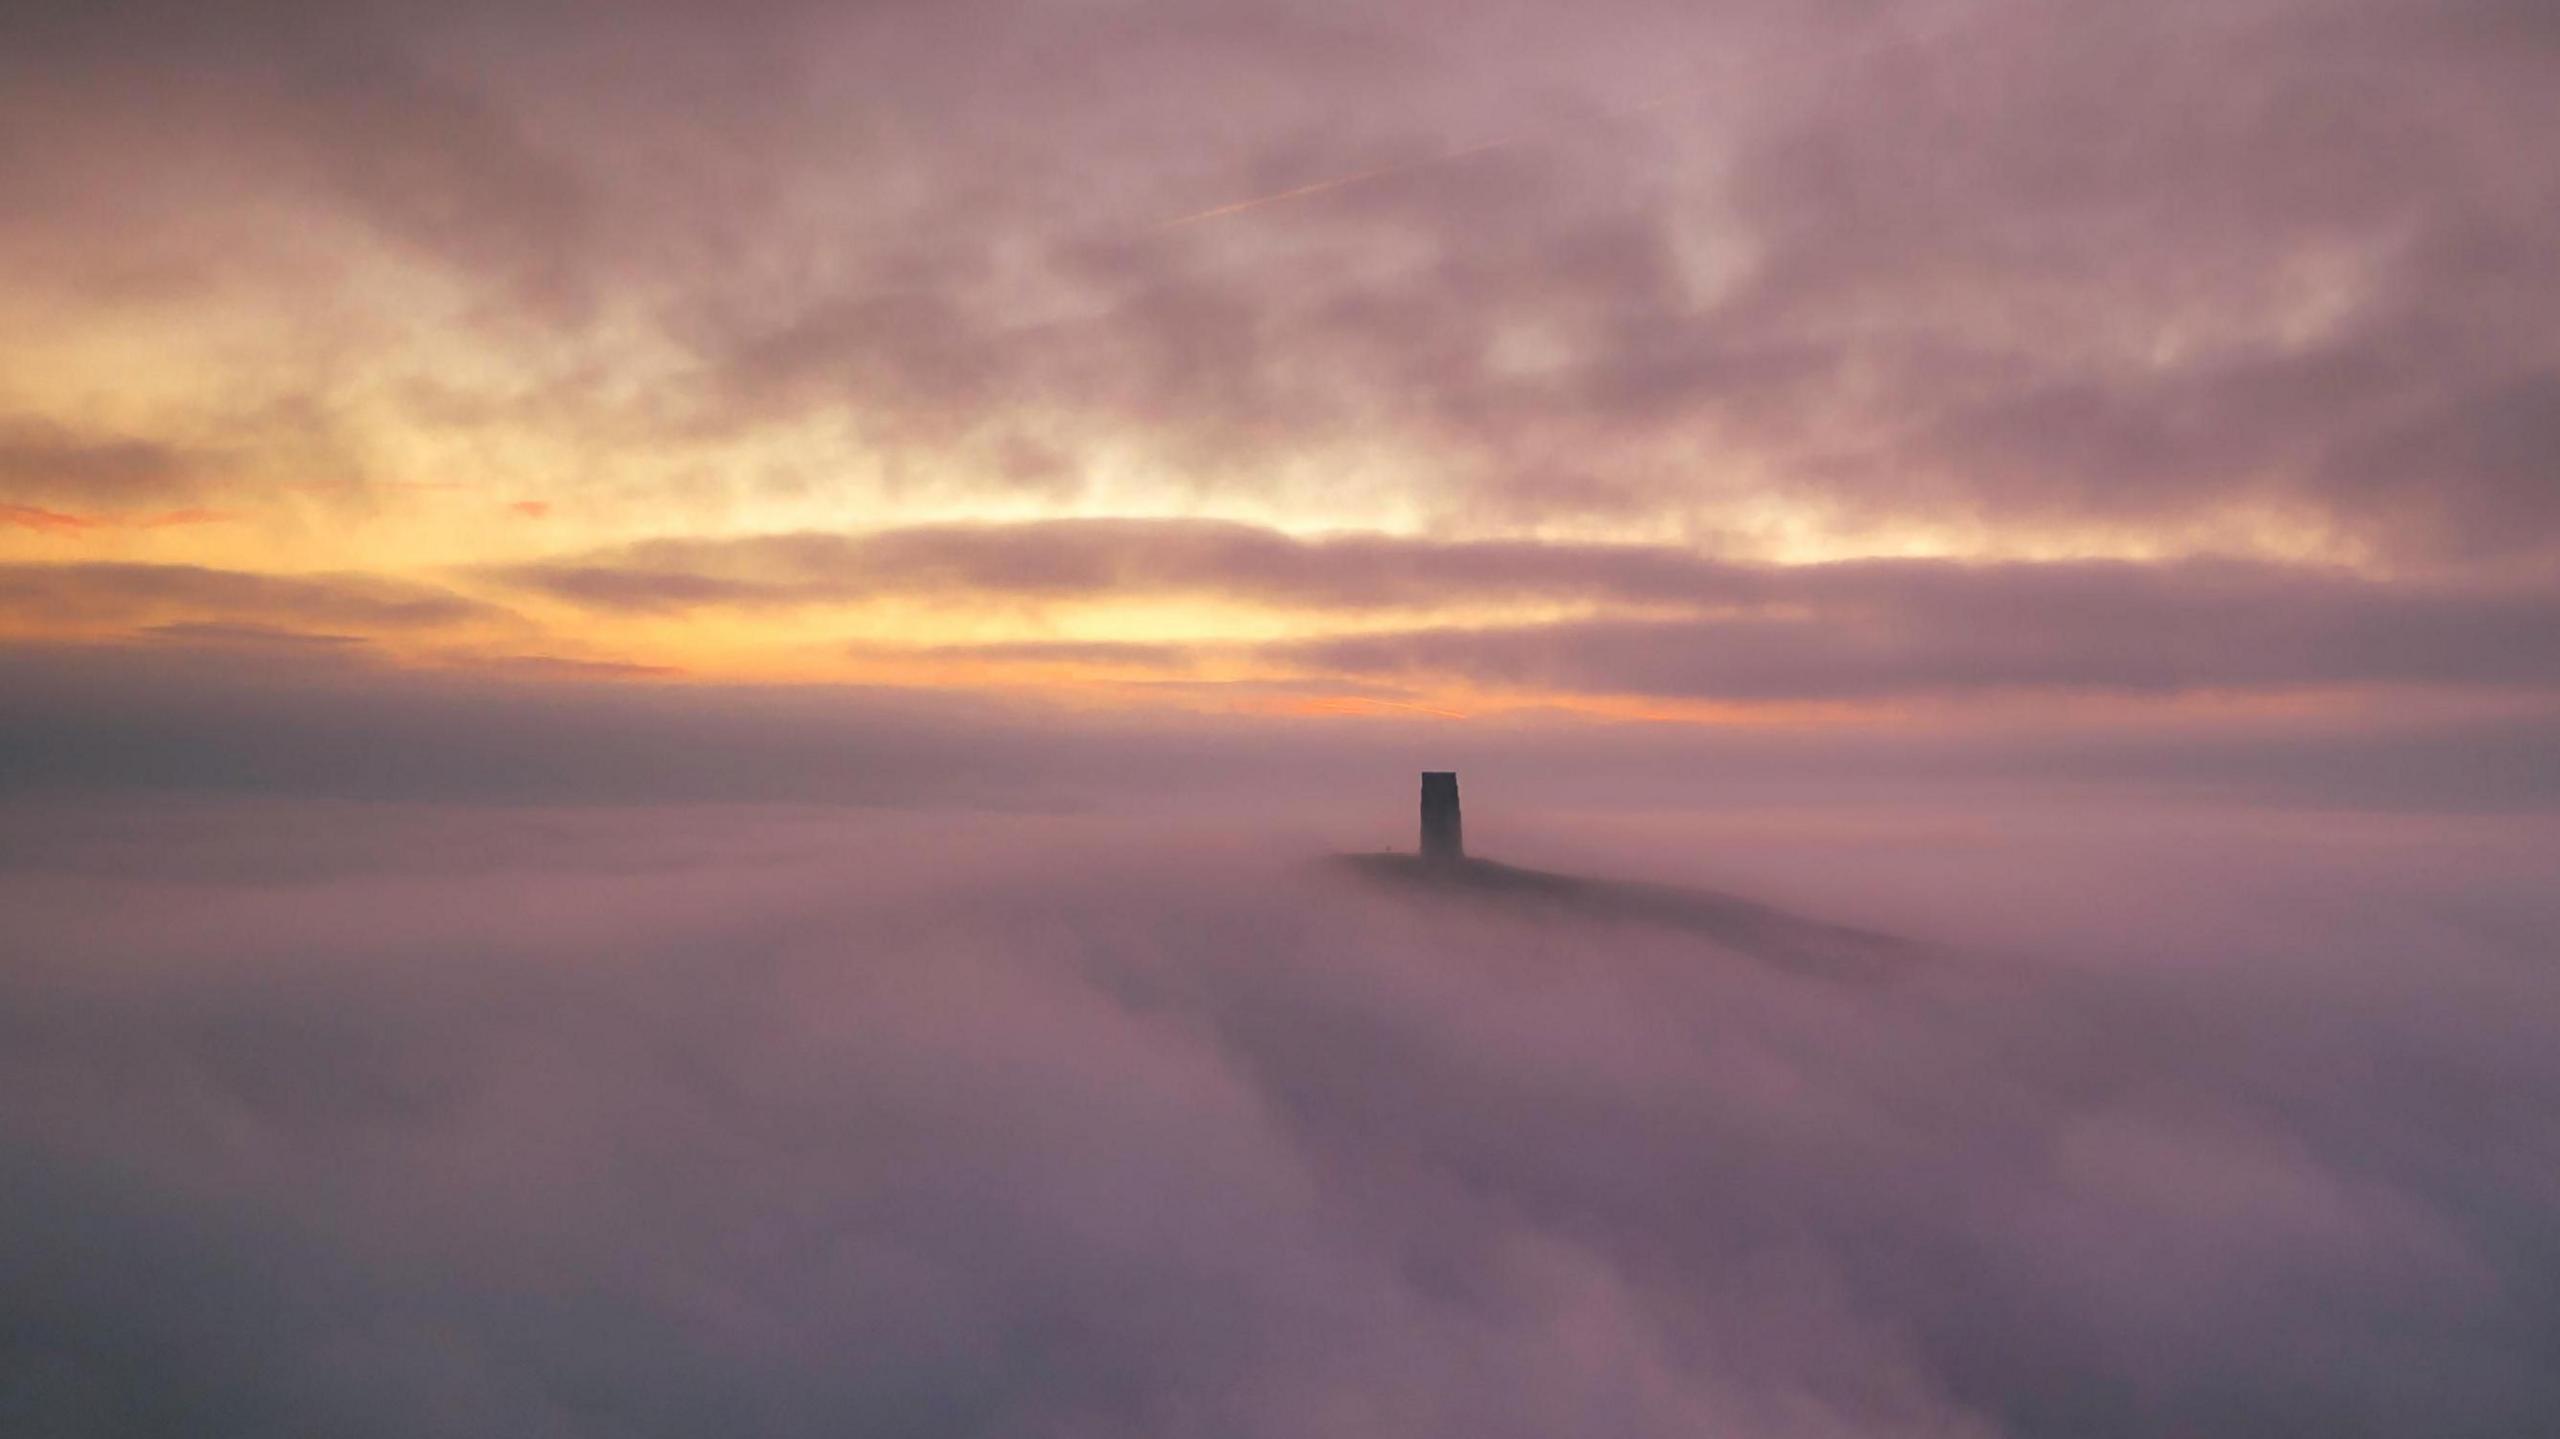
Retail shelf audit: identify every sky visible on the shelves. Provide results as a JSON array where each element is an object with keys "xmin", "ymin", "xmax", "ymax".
[
  {"xmin": 5, "ymin": 5, "xmax": 2560, "ymax": 1436},
  {"xmin": 3, "ymin": 0, "xmax": 2557, "ymax": 757}
]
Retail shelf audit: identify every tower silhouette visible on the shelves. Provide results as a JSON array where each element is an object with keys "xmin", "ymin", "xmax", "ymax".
[{"xmin": 1420, "ymin": 771, "xmax": 1463, "ymax": 863}]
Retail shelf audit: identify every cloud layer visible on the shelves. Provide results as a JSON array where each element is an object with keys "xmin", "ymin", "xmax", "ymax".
[
  {"xmin": 4, "ymin": 0, "xmax": 2557, "ymax": 714},
  {"xmin": 494, "ymin": 520, "xmax": 2560, "ymax": 699},
  {"xmin": 9, "ymin": 639, "xmax": 2560, "ymax": 814},
  {"xmin": 3, "ymin": 800, "xmax": 2555, "ymax": 1437}
]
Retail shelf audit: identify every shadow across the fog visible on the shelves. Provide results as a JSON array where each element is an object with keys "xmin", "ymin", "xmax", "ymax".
[{"xmin": 1326, "ymin": 852, "xmax": 1926, "ymax": 981}]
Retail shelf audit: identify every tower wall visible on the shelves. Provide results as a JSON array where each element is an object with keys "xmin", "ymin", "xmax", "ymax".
[{"xmin": 1420, "ymin": 771, "xmax": 1463, "ymax": 862}]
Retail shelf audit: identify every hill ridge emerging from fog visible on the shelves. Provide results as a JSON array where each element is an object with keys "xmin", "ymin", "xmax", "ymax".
[{"xmin": 1328, "ymin": 852, "xmax": 1925, "ymax": 981}]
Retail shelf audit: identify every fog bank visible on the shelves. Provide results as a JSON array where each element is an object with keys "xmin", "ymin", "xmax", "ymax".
[{"xmin": 3, "ymin": 800, "xmax": 2555, "ymax": 1437}]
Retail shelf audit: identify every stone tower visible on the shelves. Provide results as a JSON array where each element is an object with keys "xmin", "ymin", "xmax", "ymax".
[{"xmin": 1420, "ymin": 771, "xmax": 1463, "ymax": 863}]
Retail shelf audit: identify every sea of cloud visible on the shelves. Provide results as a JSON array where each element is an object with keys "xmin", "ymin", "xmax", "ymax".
[{"xmin": 2, "ymin": 797, "xmax": 2555, "ymax": 1437}]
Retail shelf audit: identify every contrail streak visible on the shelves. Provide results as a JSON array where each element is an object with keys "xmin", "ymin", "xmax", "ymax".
[
  {"xmin": 1159, "ymin": 135, "xmax": 1518, "ymax": 230},
  {"xmin": 1155, "ymin": 87, "xmax": 1699, "ymax": 232}
]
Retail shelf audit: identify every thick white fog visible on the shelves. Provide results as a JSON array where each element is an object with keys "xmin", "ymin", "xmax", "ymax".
[{"xmin": 2, "ymin": 799, "xmax": 2556, "ymax": 1437}]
